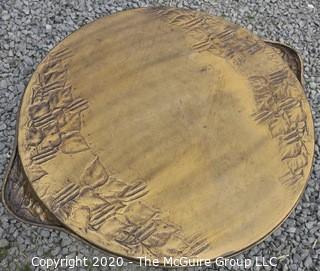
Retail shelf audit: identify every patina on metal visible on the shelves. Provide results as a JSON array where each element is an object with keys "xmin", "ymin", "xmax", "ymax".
[{"xmin": 2, "ymin": 7, "xmax": 314, "ymax": 264}]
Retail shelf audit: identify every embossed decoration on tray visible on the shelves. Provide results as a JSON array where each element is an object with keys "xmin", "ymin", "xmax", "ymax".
[
  {"xmin": 155, "ymin": 8, "xmax": 311, "ymax": 187},
  {"xmin": 23, "ymin": 46, "xmax": 89, "ymax": 182},
  {"xmin": 16, "ymin": 7, "xmax": 314, "ymax": 263},
  {"xmin": 21, "ymin": 45, "xmax": 210, "ymax": 258}
]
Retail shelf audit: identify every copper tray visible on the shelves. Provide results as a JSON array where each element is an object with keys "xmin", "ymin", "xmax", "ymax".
[{"xmin": 2, "ymin": 7, "xmax": 314, "ymax": 264}]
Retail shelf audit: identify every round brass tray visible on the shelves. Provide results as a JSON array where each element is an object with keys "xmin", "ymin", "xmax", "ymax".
[{"xmin": 2, "ymin": 7, "xmax": 314, "ymax": 264}]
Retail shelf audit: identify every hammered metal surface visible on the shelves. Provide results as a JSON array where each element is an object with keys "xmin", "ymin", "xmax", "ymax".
[{"xmin": 16, "ymin": 8, "xmax": 314, "ymax": 262}]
